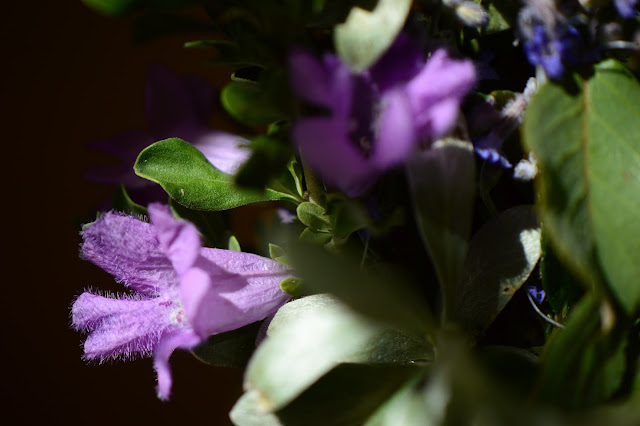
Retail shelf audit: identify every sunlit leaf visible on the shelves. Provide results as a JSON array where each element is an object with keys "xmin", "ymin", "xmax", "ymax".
[
  {"xmin": 134, "ymin": 138, "xmax": 296, "ymax": 210},
  {"xmin": 524, "ymin": 59, "xmax": 640, "ymax": 314}
]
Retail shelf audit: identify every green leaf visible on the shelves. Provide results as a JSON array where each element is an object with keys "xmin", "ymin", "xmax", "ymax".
[
  {"xmin": 269, "ymin": 243, "xmax": 287, "ymax": 259},
  {"xmin": 334, "ymin": 0, "xmax": 411, "ymax": 72},
  {"xmin": 296, "ymin": 202, "xmax": 331, "ymax": 232},
  {"xmin": 478, "ymin": 0, "xmax": 519, "ymax": 34},
  {"xmin": 230, "ymin": 390, "xmax": 283, "ymax": 426},
  {"xmin": 327, "ymin": 197, "xmax": 368, "ymax": 241},
  {"xmin": 245, "ymin": 294, "xmax": 433, "ymax": 412},
  {"xmin": 279, "ymin": 277, "xmax": 305, "ymax": 296},
  {"xmin": 365, "ymin": 371, "xmax": 449, "ymax": 426},
  {"xmin": 82, "ymin": 0, "xmax": 138, "ymax": 15},
  {"xmin": 169, "ymin": 199, "xmax": 230, "ymax": 248},
  {"xmin": 275, "ymin": 363, "xmax": 422, "ymax": 426},
  {"xmin": 535, "ymin": 294, "xmax": 627, "ymax": 408},
  {"xmin": 221, "ymin": 81, "xmax": 289, "ymax": 126},
  {"xmin": 111, "ymin": 184, "xmax": 148, "ymax": 217},
  {"xmin": 299, "ymin": 227, "xmax": 333, "ymax": 245},
  {"xmin": 82, "ymin": 0, "xmax": 198, "ymax": 16},
  {"xmin": 232, "ymin": 364, "xmax": 422, "ymax": 426},
  {"xmin": 407, "ymin": 138, "xmax": 476, "ymax": 322},
  {"xmin": 192, "ymin": 321, "xmax": 262, "ymax": 369},
  {"xmin": 235, "ymin": 135, "xmax": 294, "ymax": 191},
  {"xmin": 134, "ymin": 138, "xmax": 294, "ymax": 211},
  {"xmin": 540, "ymin": 231, "xmax": 584, "ymax": 319},
  {"xmin": 228, "ymin": 235, "xmax": 241, "ymax": 252},
  {"xmin": 524, "ymin": 59, "xmax": 640, "ymax": 314},
  {"xmin": 454, "ymin": 205, "xmax": 541, "ymax": 335},
  {"xmin": 288, "ymin": 242, "xmax": 435, "ymax": 335}
]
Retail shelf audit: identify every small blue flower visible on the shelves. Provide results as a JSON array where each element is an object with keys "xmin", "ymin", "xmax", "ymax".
[
  {"xmin": 524, "ymin": 24, "xmax": 584, "ymax": 80},
  {"xmin": 526, "ymin": 284, "xmax": 546, "ymax": 305}
]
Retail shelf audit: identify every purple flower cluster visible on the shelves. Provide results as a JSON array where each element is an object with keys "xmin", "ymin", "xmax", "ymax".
[
  {"xmin": 289, "ymin": 35, "xmax": 475, "ymax": 196},
  {"xmin": 72, "ymin": 204, "xmax": 291, "ymax": 399}
]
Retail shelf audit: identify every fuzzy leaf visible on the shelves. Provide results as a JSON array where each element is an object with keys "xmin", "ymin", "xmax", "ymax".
[
  {"xmin": 297, "ymin": 202, "xmax": 331, "ymax": 232},
  {"xmin": 455, "ymin": 205, "xmax": 541, "ymax": 335},
  {"xmin": 134, "ymin": 138, "xmax": 295, "ymax": 210},
  {"xmin": 245, "ymin": 294, "xmax": 433, "ymax": 412},
  {"xmin": 407, "ymin": 139, "xmax": 476, "ymax": 321}
]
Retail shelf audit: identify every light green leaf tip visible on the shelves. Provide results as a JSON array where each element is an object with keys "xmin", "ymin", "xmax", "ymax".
[{"xmin": 334, "ymin": 0, "xmax": 412, "ymax": 72}]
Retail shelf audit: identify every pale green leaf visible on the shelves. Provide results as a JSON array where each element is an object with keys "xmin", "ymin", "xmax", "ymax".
[{"xmin": 334, "ymin": 0, "xmax": 411, "ymax": 72}]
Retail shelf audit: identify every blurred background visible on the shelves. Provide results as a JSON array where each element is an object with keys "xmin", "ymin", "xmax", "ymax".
[{"xmin": 4, "ymin": 2, "xmax": 243, "ymax": 424}]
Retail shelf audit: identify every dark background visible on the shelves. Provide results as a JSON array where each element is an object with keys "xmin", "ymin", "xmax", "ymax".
[{"xmin": 5, "ymin": 2, "xmax": 244, "ymax": 424}]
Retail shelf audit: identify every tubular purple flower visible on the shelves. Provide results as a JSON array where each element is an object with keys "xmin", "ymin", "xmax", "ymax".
[
  {"xmin": 86, "ymin": 66, "xmax": 250, "ymax": 203},
  {"xmin": 289, "ymin": 35, "xmax": 475, "ymax": 197},
  {"xmin": 71, "ymin": 204, "xmax": 291, "ymax": 399}
]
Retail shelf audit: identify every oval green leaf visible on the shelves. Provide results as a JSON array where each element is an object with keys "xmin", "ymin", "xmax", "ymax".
[
  {"xmin": 524, "ymin": 60, "xmax": 640, "ymax": 314},
  {"xmin": 134, "ymin": 138, "xmax": 294, "ymax": 211}
]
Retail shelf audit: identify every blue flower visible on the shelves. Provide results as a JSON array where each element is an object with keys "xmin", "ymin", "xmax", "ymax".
[{"xmin": 524, "ymin": 24, "xmax": 584, "ymax": 80}]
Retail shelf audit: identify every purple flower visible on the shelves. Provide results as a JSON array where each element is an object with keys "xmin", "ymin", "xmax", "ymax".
[
  {"xmin": 289, "ymin": 36, "xmax": 475, "ymax": 197},
  {"xmin": 71, "ymin": 204, "xmax": 291, "ymax": 399},
  {"xmin": 87, "ymin": 65, "xmax": 251, "ymax": 203},
  {"xmin": 615, "ymin": 0, "xmax": 638, "ymax": 19}
]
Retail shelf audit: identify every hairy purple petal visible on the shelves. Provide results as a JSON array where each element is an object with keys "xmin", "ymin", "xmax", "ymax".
[
  {"xmin": 181, "ymin": 249, "xmax": 291, "ymax": 338},
  {"xmin": 149, "ymin": 204, "xmax": 201, "ymax": 276},
  {"xmin": 81, "ymin": 212, "xmax": 176, "ymax": 296},
  {"xmin": 154, "ymin": 330, "xmax": 202, "ymax": 400},
  {"xmin": 73, "ymin": 291, "xmax": 183, "ymax": 360}
]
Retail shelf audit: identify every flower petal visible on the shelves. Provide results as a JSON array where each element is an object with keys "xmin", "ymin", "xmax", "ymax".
[
  {"xmin": 293, "ymin": 117, "xmax": 378, "ymax": 197},
  {"xmin": 407, "ymin": 49, "xmax": 475, "ymax": 138},
  {"xmin": 288, "ymin": 48, "xmax": 333, "ymax": 107},
  {"xmin": 153, "ymin": 329, "xmax": 202, "ymax": 400},
  {"xmin": 81, "ymin": 212, "xmax": 177, "ymax": 295},
  {"xmin": 76, "ymin": 292, "xmax": 178, "ymax": 360},
  {"xmin": 369, "ymin": 33, "xmax": 423, "ymax": 92},
  {"xmin": 148, "ymin": 203, "xmax": 201, "ymax": 276},
  {"xmin": 180, "ymin": 250, "xmax": 290, "ymax": 338},
  {"xmin": 372, "ymin": 88, "xmax": 416, "ymax": 169},
  {"xmin": 192, "ymin": 130, "xmax": 251, "ymax": 175}
]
